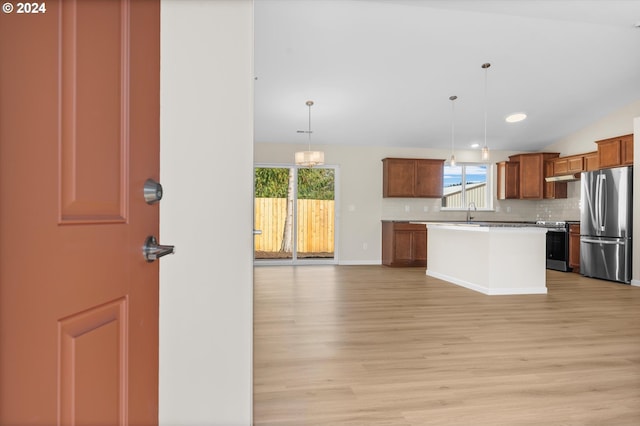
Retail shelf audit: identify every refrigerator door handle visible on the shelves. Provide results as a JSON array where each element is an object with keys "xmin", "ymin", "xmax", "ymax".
[
  {"xmin": 594, "ymin": 174, "xmax": 599, "ymax": 230},
  {"xmin": 581, "ymin": 237, "xmax": 624, "ymax": 245},
  {"xmin": 599, "ymin": 174, "xmax": 607, "ymax": 231},
  {"xmin": 595, "ymin": 174, "xmax": 603, "ymax": 231}
]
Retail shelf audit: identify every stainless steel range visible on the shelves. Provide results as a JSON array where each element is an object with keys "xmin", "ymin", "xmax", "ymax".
[{"xmin": 536, "ymin": 220, "xmax": 573, "ymax": 272}]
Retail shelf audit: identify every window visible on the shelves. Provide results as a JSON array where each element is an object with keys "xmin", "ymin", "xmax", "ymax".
[{"xmin": 442, "ymin": 163, "xmax": 492, "ymax": 210}]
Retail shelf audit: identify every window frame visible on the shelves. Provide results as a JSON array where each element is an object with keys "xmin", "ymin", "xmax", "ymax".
[{"xmin": 441, "ymin": 162, "xmax": 494, "ymax": 211}]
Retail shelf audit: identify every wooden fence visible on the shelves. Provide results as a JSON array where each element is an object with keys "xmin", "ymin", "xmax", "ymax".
[{"xmin": 254, "ymin": 198, "xmax": 335, "ymax": 253}]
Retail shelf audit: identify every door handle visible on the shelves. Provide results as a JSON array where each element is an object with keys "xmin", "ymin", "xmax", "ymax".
[
  {"xmin": 581, "ymin": 238, "xmax": 623, "ymax": 245},
  {"xmin": 253, "ymin": 229, "xmax": 262, "ymax": 235},
  {"xmin": 143, "ymin": 236, "xmax": 175, "ymax": 262}
]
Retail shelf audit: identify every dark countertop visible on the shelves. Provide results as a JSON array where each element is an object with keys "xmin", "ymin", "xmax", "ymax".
[{"xmin": 382, "ymin": 219, "xmax": 537, "ymax": 225}]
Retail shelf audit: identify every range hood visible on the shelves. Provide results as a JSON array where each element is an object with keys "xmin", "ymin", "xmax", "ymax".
[{"xmin": 545, "ymin": 173, "xmax": 581, "ymax": 182}]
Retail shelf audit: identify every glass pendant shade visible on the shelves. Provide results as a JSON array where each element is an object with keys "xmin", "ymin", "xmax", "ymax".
[
  {"xmin": 295, "ymin": 150, "xmax": 324, "ymax": 167},
  {"xmin": 481, "ymin": 145, "xmax": 490, "ymax": 161},
  {"xmin": 295, "ymin": 100, "xmax": 324, "ymax": 167}
]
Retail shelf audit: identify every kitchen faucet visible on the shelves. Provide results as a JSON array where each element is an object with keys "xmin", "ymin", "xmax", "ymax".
[{"xmin": 467, "ymin": 202, "xmax": 477, "ymax": 222}]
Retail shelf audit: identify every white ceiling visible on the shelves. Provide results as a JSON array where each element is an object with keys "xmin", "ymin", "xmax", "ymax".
[{"xmin": 254, "ymin": 0, "xmax": 640, "ymax": 153}]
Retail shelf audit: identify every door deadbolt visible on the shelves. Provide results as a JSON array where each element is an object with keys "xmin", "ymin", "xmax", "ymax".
[
  {"xmin": 143, "ymin": 236, "xmax": 175, "ymax": 262},
  {"xmin": 143, "ymin": 179, "xmax": 163, "ymax": 204}
]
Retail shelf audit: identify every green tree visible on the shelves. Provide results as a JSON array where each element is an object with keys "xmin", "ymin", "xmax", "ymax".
[
  {"xmin": 255, "ymin": 167, "xmax": 334, "ymax": 199},
  {"xmin": 254, "ymin": 168, "xmax": 289, "ymax": 197},
  {"xmin": 297, "ymin": 168, "xmax": 334, "ymax": 200}
]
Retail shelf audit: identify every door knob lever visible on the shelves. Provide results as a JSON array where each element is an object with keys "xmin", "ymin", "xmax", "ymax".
[{"xmin": 143, "ymin": 236, "xmax": 175, "ymax": 262}]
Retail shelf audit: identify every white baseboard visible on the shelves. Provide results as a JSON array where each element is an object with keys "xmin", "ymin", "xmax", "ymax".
[
  {"xmin": 631, "ymin": 279, "xmax": 640, "ymax": 287},
  {"xmin": 426, "ymin": 270, "xmax": 547, "ymax": 295},
  {"xmin": 338, "ymin": 260, "xmax": 381, "ymax": 265}
]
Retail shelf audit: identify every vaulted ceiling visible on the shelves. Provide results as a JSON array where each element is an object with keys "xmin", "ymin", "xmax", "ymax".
[{"xmin": 254, "ymin": 0, "xmax": 640, "ymax": 153}]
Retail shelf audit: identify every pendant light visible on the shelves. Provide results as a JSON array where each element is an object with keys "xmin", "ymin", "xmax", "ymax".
[
  {"xmin": 481, "ymin": 63, "xmax": 491, "ymax": 161},
  {"xmin": 449, "ymin": 95, "xmax": 457, "ymax": 166},
  {"xmin": 295, "ymin": 100, "xmax": 324, "ymax": 167}
]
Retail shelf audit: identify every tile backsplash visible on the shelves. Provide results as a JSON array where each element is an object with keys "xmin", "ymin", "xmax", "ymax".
[{"xmin": 534, "ymin": 181, "xmax": 581, "ymax": 221}]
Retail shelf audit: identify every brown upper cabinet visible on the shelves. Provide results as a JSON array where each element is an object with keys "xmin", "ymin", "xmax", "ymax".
[
  {"xmin": 498, "ymin": 153, "xmax": 563, "ymax": 200},
  {"xmin": 584, "ymin": 151, "xmax": 599, "ymax": 171},
  {"xmin": 382, "ymin": 158, "xmax": 444, "ymax": 198},
  {"xmin": 544, "ymin": 159, "xmax": 567, "ymax": 199},
  {"xmin": 550, "ymin": 151, "xmax": 598, "ymax": 175},
  {"xmin": 552, "ymin": 154, "xmax": 584, "ymax": 175},
  {"xmin": 596, "ymin": 134, "xmax": 634, "ymax": 168},
  {"xmin": 496, "ymin": 161, "xmax": 519, "ymax": 199}
]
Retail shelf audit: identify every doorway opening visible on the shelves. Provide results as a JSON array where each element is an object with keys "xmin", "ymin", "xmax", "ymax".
[{"xmin": 254, "ymin": 165, "xmax": 337, "ymax": 264}]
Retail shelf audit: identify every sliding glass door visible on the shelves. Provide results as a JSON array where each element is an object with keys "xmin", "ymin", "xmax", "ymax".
[{"xmin": 254, "ymin": 165, "xmax": 336, "ymax": 264}]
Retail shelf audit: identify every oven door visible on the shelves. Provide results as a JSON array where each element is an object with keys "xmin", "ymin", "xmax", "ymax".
[{"xmin": 546, "ymin": 228, "xmax": 570, "ymax": 271}]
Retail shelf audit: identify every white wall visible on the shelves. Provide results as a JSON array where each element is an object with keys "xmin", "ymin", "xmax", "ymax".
[
  {"xmin": 543, "ymin": 99, "xmax": 640, "ymax": 156},
  {"xmin": 160, "ymin": 1, "xmax": 253, "ymax": 425}
]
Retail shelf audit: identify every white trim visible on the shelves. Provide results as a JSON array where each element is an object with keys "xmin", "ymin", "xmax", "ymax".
[
  {"xmin": 338, "ymin": 260, "xmax": 381, "ymax": 265},
  {"xmin": 631, "ymin": 279, "xmax": 640, "ymax": 287},
  {"xmin": 426, "ymin": 270, "xmax": 548, "ymax": 295}
]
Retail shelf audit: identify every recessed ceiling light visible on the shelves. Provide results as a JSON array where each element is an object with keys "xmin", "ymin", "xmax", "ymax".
[
  {"xmin": 505, "ymin": 113, "xmax": 527, "ymax": 123},
  {"xmin": 470, "ymin": 143, "xmax": 480, "ymax": 148}
]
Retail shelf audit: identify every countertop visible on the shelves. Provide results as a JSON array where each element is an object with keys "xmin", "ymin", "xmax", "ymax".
[{"xmin": 408, "ymin": 220, "xmax": 538, "ymax": 228}]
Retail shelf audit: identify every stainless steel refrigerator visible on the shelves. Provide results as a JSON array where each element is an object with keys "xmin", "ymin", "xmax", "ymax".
[{"xmin": 580, "ymin": 166, "xmax": 633, "ymax": 284}]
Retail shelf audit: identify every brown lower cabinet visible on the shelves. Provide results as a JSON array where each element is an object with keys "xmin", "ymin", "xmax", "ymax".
[
  {"xmin": 382, "ymin": 221, "xmax": 427, "ymax": 267},
  {"xmin": 569, "ymin": 223, "xmax": 580, "ymax": 272}
]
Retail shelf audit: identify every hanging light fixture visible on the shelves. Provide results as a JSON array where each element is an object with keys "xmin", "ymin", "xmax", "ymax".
[
  {"xmin": 481, "ymin": 62, "xmax": 491, "ymax": 161},
  {"xmin": 295, "ymin": 100, "xmax": 324, "ymax": 167},
  {"xmin": 449, "ymin": 95, "xmax": 457, "ymax": 166}
]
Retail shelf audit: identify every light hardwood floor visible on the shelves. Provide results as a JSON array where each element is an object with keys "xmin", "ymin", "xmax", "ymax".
[{"xmin": 253, "ymin": 266, "xmax": 640, "ymax": 425}]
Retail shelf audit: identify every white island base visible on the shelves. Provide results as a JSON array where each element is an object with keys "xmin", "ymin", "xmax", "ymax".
[{"xmin": 425, "ymin": 224, "xmax": 548, "ymax": 295}]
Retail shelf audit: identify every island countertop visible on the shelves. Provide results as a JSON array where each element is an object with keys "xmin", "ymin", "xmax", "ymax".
[{"xmin": 410, "ymin": 220, "xmax": 540, "ymax": 229}]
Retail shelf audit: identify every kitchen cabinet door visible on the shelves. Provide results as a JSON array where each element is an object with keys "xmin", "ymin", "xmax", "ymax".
[
  {"xmin": 569, "ymin": 223, "xmax": 580, "ymax": 272},
  {"xmin": 415, "ymin": 159, "xmax": 444, "ymax": 198},
  {"xmin": 553, "ymin": 158, "xmax": 569, "ymax": 175},
  {"xmin": 584, "ymin": 152, "xmax": 599, "ymax": 171},
  {"xmin": 519, "ymin": 154, "xmax": 544, "ymax": 199},
  {"xmin": 567, "ymin": 156, "xmax": 584, "ymax": 173},
  {"xmin": 382, "ymin": 158, "xmax": 415, "ymax": 197},
  {"xmin": 496, "ymin": 161, "xmax": 519, "ymax": 200}
]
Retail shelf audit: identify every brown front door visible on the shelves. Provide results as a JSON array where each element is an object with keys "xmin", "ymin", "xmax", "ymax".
[{"xmin": 0, "ymin": 1, "xmax": 161, "ymax": 424}]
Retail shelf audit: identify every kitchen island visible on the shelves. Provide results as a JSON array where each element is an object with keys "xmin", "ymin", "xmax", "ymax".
[{"xmin": 421, "ymin": 222, "xmax": 548, "ymax": 295}]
